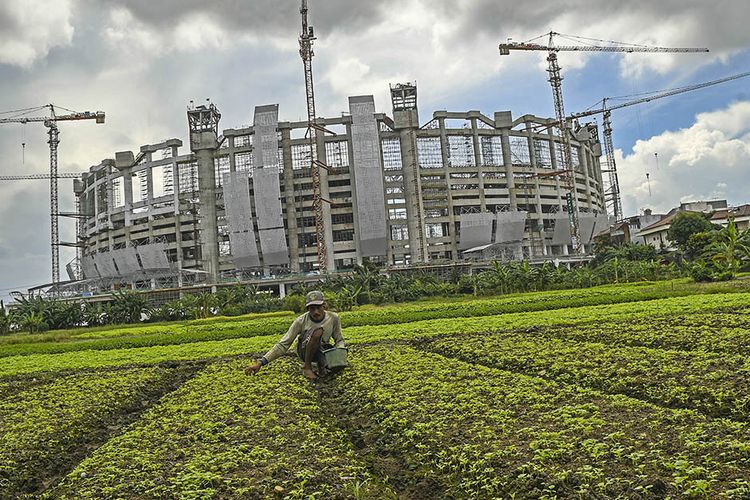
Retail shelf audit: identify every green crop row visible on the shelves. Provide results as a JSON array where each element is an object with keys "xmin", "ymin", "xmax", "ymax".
[
  {"xmin": 0, "ymin": 366, "xmax": 187, "ymax": 496},
  {"xmin": 541, "ymin": 312, "xmax": 750, "ymax": 355},
  {"xmin": 50, "ymin": 358, "xmax": 394, "ymax": 499},
  {"xmin": 3, "ymin": 292, "xmax": 750, "ymax": 378},
  {"xmin": 424, "ymin": 332, "xmax": 750, "ymax": 420},
  {"xmin": 329, "ymin": 346, "xmax": 750, "ymax": 498},
  {"xmin": 4, "ymin": 282, "xmax": 750, "ymax": 360},
  {"xmin": 1, "ymin": 279, "xmax": 741, "ymax": 358}
]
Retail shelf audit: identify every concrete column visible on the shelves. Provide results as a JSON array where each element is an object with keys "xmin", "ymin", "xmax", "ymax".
[
  {"xmin": 280, "ymin": 127, "xmax": 300, "ymax": 273},
  {"xmin": 394, "ymin": 108, "xmax": 427, "ymax": 263},
  {"xmin": 496, "ymin": 112, "xmax": 517, "ymax": 210},
  {"xmin": 438, "ymin": 118, "xmax": 459, "ymax": 259},
  {"xmin": 470, "ymin": 118, "xmax": 486, "ymax": 211},
  {"xmin": 344, "ymin": 121, "xmax": 363, "ymax": 266},
  {"xmin": 194, "ymin": 142, "xmax": 220, "ymax": 283}
]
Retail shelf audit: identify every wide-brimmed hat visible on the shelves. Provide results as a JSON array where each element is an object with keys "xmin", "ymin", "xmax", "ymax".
[{"xmin": 305, "ymin": 290, "xmax": 325, "ymax": 307}]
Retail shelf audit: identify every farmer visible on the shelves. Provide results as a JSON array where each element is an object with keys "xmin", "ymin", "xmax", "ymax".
[{"xmin": 245, "ymin": 290, "xmax": 345, "ymax": 380}]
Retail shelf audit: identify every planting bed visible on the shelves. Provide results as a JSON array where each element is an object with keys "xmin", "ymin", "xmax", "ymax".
[
  {"xmin": 51, "ymin": 358, "xmax": 393, "ymax": 499},
  {"xmin": 0, "ymin": 365, "xmax": 194, "ymax": 496},
  {"xmin": 1, "ymin": 284, "xmax": 749, "ymax": 498},
  {"xmin": 424, "ymin": 331, "xmax": 750, "ymax": 420}
]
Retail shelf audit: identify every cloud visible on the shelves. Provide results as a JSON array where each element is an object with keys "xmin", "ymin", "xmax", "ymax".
[
  {"xmin": 0, "ymin": 0, "xmax": 76, "ymax": 67},
  {"xmin": 617, "ymin": 100, "xmax": 750, "ymax": 215}
]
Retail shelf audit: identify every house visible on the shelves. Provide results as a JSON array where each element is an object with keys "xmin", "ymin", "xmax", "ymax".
[
  {"xmin": 638, "ymin": 211, "xmax": 686, "ymax": 250},
  {"xmin": 710, "ymin": 204, "xmax": 750, "ymax": 231}
]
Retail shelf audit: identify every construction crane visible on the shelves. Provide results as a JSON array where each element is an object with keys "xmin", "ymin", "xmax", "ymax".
[
  {"xmin": 0, "ymin": 104, "xmax": 105, "ymax": 284},
  {"xmin": 299, "ymin": 0, "xmax": 328, "ymax": 273},
  {"xmin": 0, "ymin": 172, "xmax": 80, "ymax": 180},
  {"xmin": 499, "ymin": 31, "xmax": 708, "ymax": 254},
  {"xmin": 568, "ymin": 71, "xmax": 750, "ymax": 221}
]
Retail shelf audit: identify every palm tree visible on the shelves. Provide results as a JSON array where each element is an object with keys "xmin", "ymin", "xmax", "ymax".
[
  {"xmin": 21, "ymin": 311, "xmax": 47, "ymax": 334},
  {"xmin": 111, "ymin": 290, "xmax": 147, "ymax": 324},
  {"xmin": 708, "ymin": 218, "xmax": 750, "ymax": 278}
]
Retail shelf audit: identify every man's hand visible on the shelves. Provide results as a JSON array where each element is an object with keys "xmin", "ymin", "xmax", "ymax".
[{"xmin": 245, "ymin": 361, "xmax": 263, "ymax": 376}]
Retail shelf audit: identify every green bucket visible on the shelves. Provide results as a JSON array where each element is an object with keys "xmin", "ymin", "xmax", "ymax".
[{"xmin": 321, "ymin": 347, "xmax": 349, "ymax": 369}]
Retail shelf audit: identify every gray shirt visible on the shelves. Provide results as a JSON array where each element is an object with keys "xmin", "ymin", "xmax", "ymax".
[{"xmin": 261, "ymin": 311, "xmax": 345, "ymax": 363}]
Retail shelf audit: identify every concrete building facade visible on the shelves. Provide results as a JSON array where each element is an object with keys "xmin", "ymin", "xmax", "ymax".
[{"xmin": 73, "ymin": 85, "xmax": 607, "ymax": 289}]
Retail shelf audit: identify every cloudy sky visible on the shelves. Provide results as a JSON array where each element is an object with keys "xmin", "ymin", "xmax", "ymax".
[{"xmin": 1, "ymin": 0, "xmax": 749, "ymax": 295}]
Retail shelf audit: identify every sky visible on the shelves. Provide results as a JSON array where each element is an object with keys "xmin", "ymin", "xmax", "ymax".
[{"xmin": 0, "ymin": 0, "xmax": 749, "ymax": 296}]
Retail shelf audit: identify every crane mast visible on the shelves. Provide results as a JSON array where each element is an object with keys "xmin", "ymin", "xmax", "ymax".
[
  {"xmin": 499, "ymin": 31, "xmax": 708, "ymax": 254},
  {"xmin": 0, "ymin": 104, "xmax": 104, "ymax": 284},
  {"xmin": 299, "ymin": 0, "xmax": 328, "ymax": 273},
  {"xmin": 545, "ymin": 34, "xmax": 582, "ymax": 253}
]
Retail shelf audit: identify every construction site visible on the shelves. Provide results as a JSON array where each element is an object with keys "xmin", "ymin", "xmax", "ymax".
[{"xmin": 3, "ymin": 3, "xmax": 745, "ymax": 299}]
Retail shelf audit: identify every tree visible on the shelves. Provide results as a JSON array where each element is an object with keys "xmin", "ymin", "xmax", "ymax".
[
  {"xmin": 667, "ymin": 212, "xmax": 715, "ymax": 250},
  {"xmin": 707, "ymin": 218, "xmax": 750, "ymax": 278},
  {"xmin": 20, "ymin": 311, "xmax": 47, "ymax": 334},
  {"xmin": 0, "ymin": 300, "xmax": 9, "ymax": 335},
  {"xmin": 685, "ymin": 231, "xmax": 716, "ymax": 260},
  {"xmin": 110, "ymin": 290, "xmax": 147, "ymax": 324}
]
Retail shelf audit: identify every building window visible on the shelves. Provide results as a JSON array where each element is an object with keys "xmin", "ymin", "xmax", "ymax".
[
  {"xmin": 331, "ymin": 213, "xmax": 353, "ymax": 225},
  {"xmin": 480, "ymin": 136, "xmax": 503, "ymax": 166},
  {"xmin": 447, "ymin": 135, "xmax": 475, "ymax": 168},
  {"xmin": 234, "ymin": 135, "xmax": 252, "ymax": 148},
  {"xmin": 235, "ymin": 152, "xmax": 253, "ymax": 173},
  {"xmin": 325, "ymin": 141, "xmax": 350, "ymax": 168},
  {"xmin": 417, "ymin": 137, "xmax": 443, "ymax": 169},
  {"xmin": 509, "ymin": 136, "xmax": 531, "ymax": 165},
  {"xmin": 388, "ymin": 208, "xmax": 407, "ymax": 220},
  {"xmin": 391, "ymin": 225, "xmax": 408, "ymax": 240},
  {"xmin": 382, "ymin": 138, "xmax": 402, "ymax": 171},
  {"xmin": 534, "ymin": 140, "xmax": 552, "ymax": 168},
  {"xmin": 425, "ymin": 223, "xmax": 444, "ymax": 238},
  {"xmin": 214, "ymin": 156, "xmax": 230, "ymax": 187},
  {"xmin": 333, "ymin": 229, "xmax": 354, "ymax": 242}
]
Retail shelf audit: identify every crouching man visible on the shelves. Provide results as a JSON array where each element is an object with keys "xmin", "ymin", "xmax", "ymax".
[{"xmin": 245, "ymin": 291, "xmax": 345, "ymax": 380}]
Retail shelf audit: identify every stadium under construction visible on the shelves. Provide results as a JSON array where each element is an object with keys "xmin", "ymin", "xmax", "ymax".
[{"xmin": 56, "ymin": 82, "xmax": 609, "ymax": 296}]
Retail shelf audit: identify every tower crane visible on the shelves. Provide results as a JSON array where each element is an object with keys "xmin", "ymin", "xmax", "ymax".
[
  {"xmin": 0, "ymin": 172, "xmax": 81, "ymax": 180},
  {"xmin": 499, "ymin": 31, "xmax": 708, "ymax": 254},
  {"xmin": 299, "ymin": 0, "xmax": 329, "ymax": 273},
  {"xmin": 0, "ymin": 104, "xmax": 105, "ymax": 284},
  {"xmin": 568, "ymin": 71, "xmax": 750, "ymax": 221}
]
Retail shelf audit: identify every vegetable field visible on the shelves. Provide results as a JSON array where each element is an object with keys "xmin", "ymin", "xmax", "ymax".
[{"xmin": 2, "ymin": 280, "xmax": 750, "ymax": 498}]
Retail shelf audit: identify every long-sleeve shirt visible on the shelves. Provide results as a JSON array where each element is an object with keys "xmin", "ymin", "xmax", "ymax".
[{"xmin": 261, "ymin": 311, "xmax": 345, "ymax": 364}]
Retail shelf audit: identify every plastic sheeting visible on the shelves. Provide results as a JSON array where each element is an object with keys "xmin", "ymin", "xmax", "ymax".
[
  {"xmin": 458, "ymin": 212, "xmax": 495, "ymax": 250},
  {"xmin": 81, "ymin": 254, "xmax": 99, "ymax": 279},
  {"xmin": 93, "ymin": 253, "xmax": 117, "ymax": 278},
  {"xmin": 253, "ymin": 105, "xmax": 280, "ymax": 171},
  {"xmin": 112, "ymin": 247, "xmax": 141, "ymax": 275},
  {"xmin": 252, "ymin": 105, "xmax": 289, "ymax": 266},
  {"xmin": 349, "ymin": 95, "xmax": 387, "ymax": 256},
  {"xmin": 579, "ymin": 215, "xmax": 597, "ymax": 244},
  {"xmin": 551, "ymin": 213, "xmax": 572, "ymax": 246},
  {"xmin": 496, "ymin": 211, "xmax": 527, "ymax": 243},
  {"xmin": 137, "ymin": 243, "xmax": 170, "ymax": 270},
  {"xmin": 224, "ymin": 171, "xmax": 260, "ymax": 268},
  {"xmin": 65, "ymin": 262, "xmax": 77, "ymax": 281},
  {"xmin": 253, "ymin": 166, "xmax": 289, "ymax": 266},
  {"xmin": 593, "ymin": 213, "xmax": 613, "ymax": 237}
]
